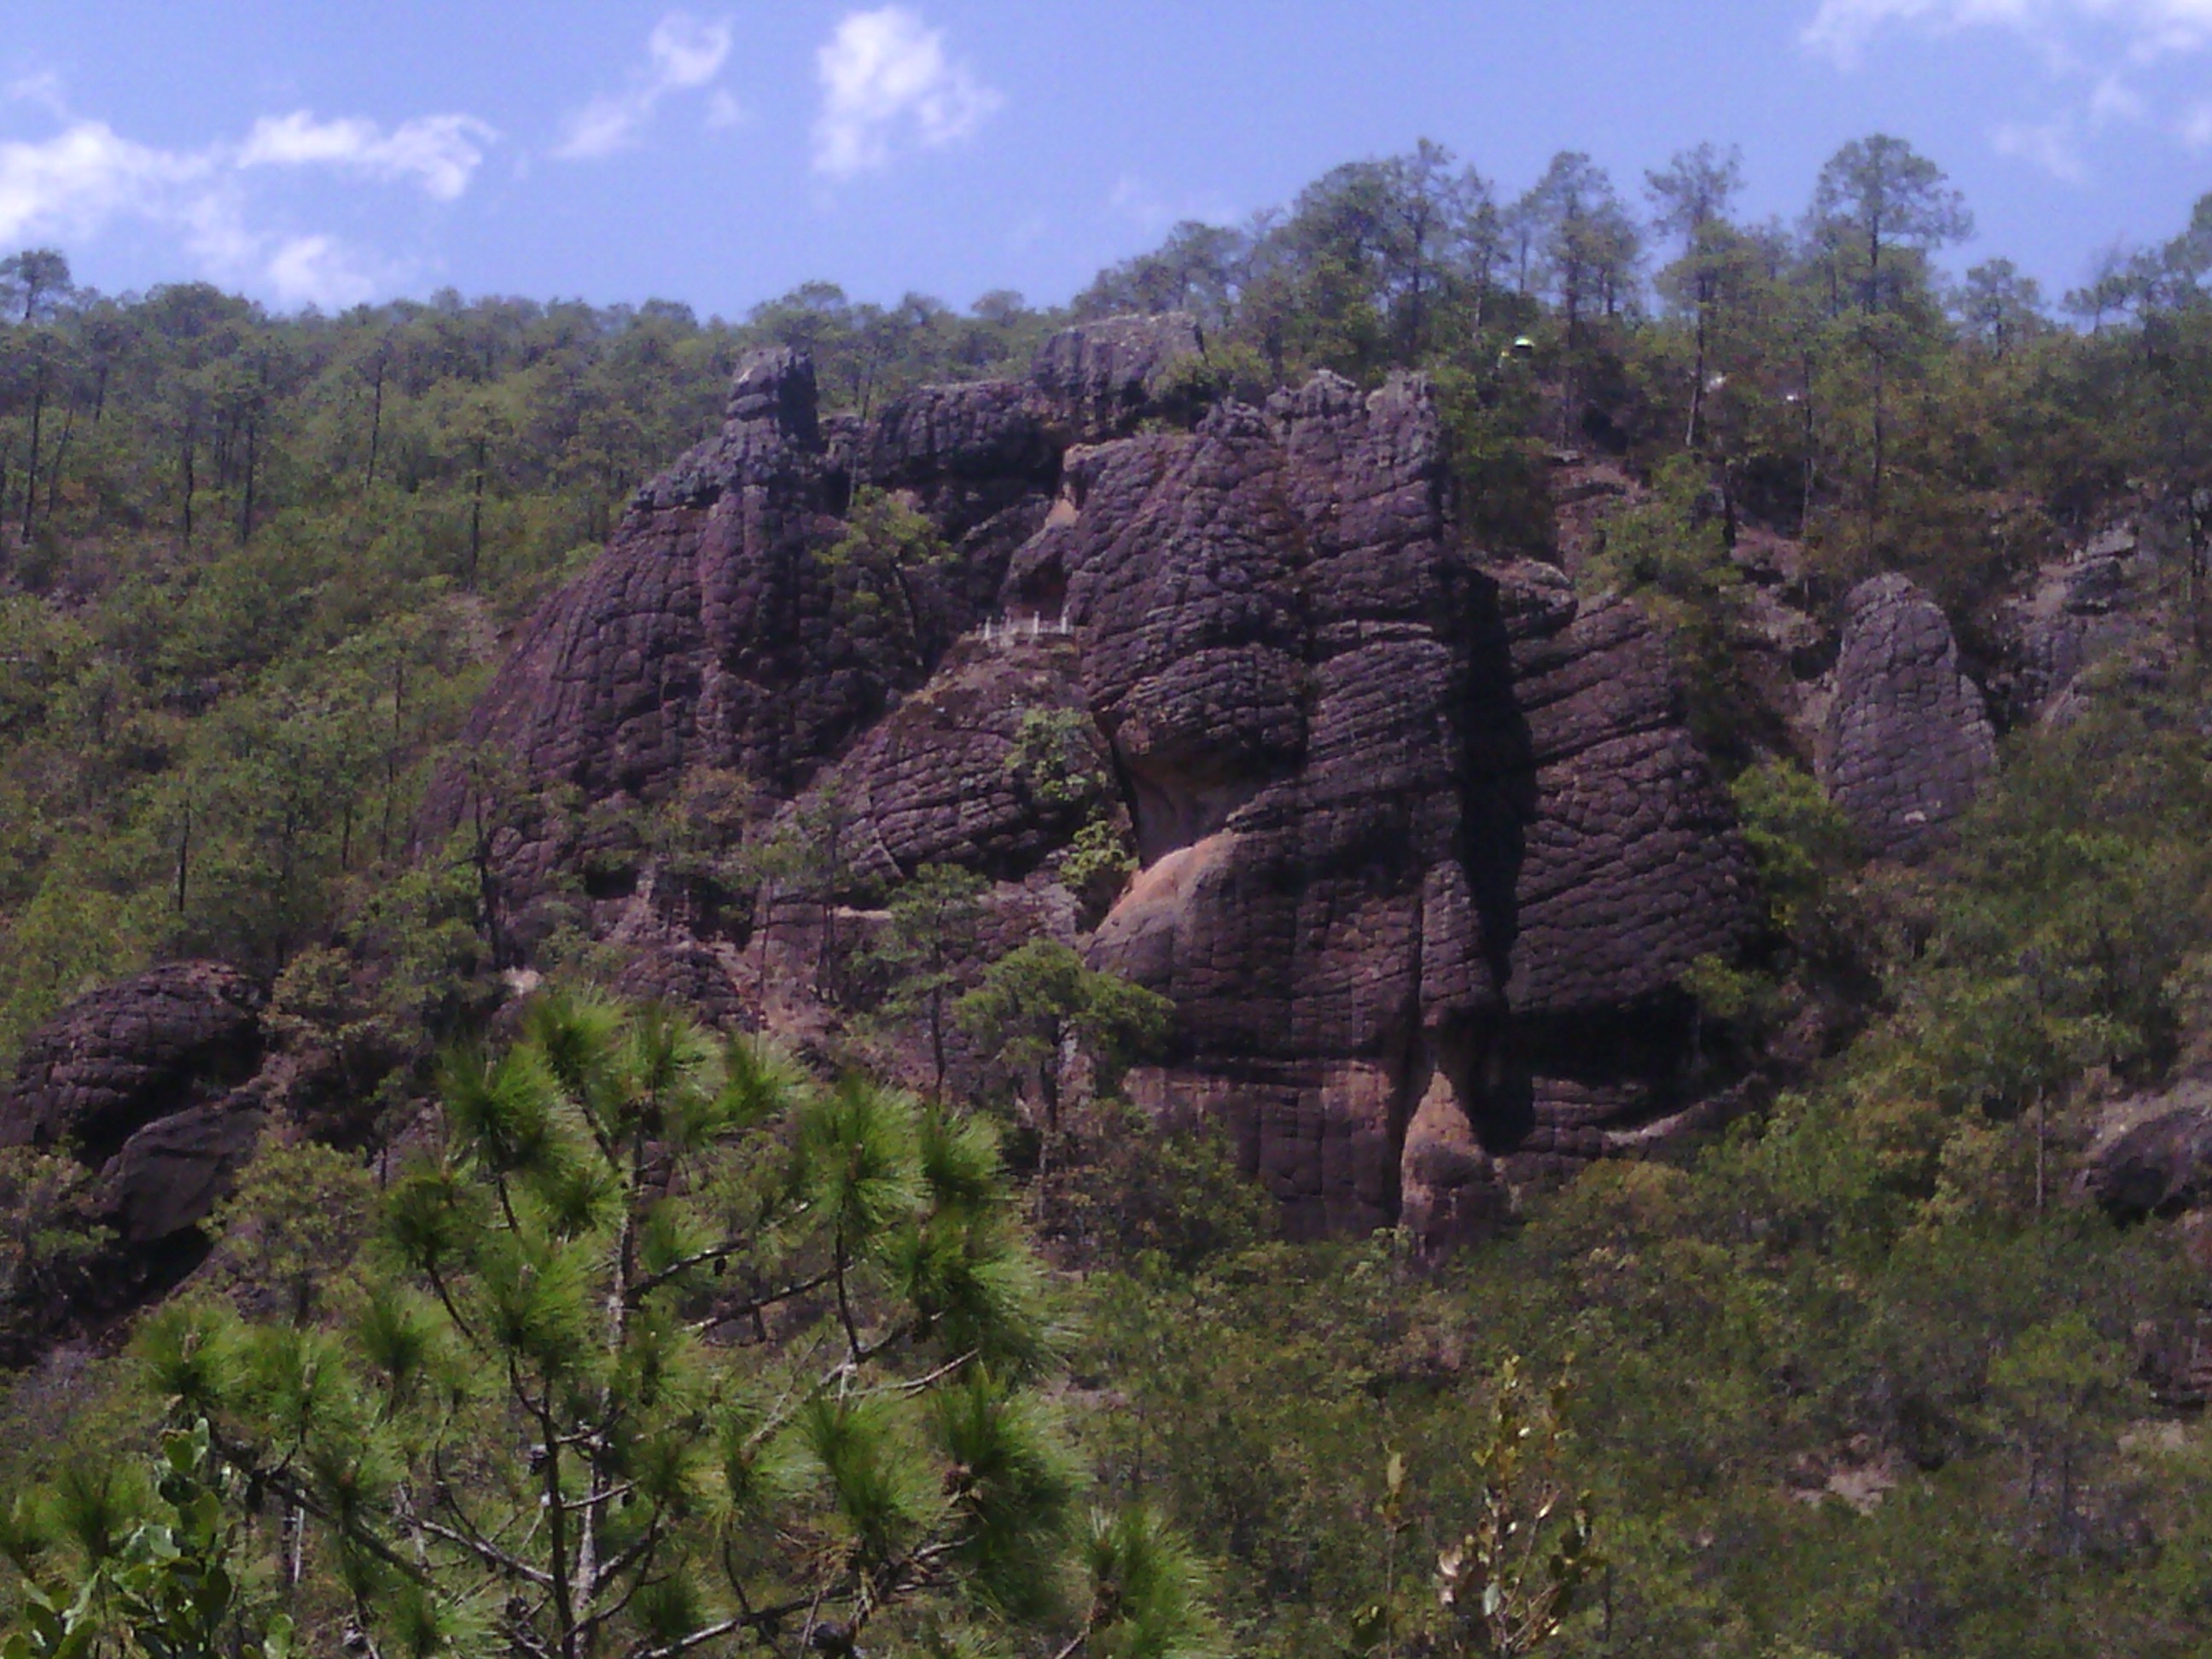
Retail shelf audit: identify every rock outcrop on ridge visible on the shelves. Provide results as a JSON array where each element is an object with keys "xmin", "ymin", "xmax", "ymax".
[
  {"xmin": 2081, "ymin": 1079, "xmax": 2212, "ymax": 1223},
  {"xmin": 1038, "ymin": 377, "xmax": 1759, "ymax": 1242},
  {"xmin": 1819, "ymin": 573, "xmax": 1998, "ymax": 863},
  {"xmin": 416, "ymin": 316, "xmax": 1766, "ymax": 1249}
]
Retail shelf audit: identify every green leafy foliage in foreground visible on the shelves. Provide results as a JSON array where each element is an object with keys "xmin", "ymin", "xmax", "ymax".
[
  {"xmin": 2, "ymin": 1421, "xmax": 290, "ymax": 1659},
  {"xmin": 2, "ymin": 996, "xmax": 1220, "ymax": 1659}
]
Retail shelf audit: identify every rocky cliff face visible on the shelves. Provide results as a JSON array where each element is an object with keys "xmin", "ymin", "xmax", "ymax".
[
  {"xmin": 1, "ymin": 961, "xmax": 265, "ymax": 1168},
  {"xmin": 1027, "ymin": 376, "xmax": 1759, "ymax": 1241},
  {"xmin": 1819, "ymin": 574, "xmax": 1999, "ymax": 863},
  {"xmin": 417, "ymin": 317, "xmax": 1766, "ymax": 1248}
]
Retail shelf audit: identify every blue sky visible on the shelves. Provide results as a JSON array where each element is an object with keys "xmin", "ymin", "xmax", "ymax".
[{"xmin": 3, "ymin": 1, "xmax": 2210, "ymax": 317}]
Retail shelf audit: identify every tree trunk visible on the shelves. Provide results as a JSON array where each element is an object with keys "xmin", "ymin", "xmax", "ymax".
[
  {"xmin": 1685, "ymin": 283, "xmax": 1709, "ymax": 451},
  {"xmin": 468, "ymin": 436, "xmax": 486, "ymax": 588},
  {"xmin": 175, "ymin": 794, "xmax": 192, "ymax": 915},
  {"xmin": 1869, "ymin": 337, "xmax": 1887, "ymax": 542},
  {"xmin": 239, "ymin": 416, "xmax": 259, "ymax": 544},
  {"xmin": 20, "ymin": 357, "xmax": 44, "ymax": 542},
  {"xmin": 365, "ymin": 355, "xmax": 384, "ymax": 489},
  {"xmin": 381, "ymin": 657, "xmax": 405, "ymax": 861},
  {"xmin": 44, "ymin": 397, "xmax": 76, "ymax": 521},
  {"xmin": 1799, "ymin": 349, "xmax": 1819, "ymax": 538},
  {"xmin": 180, "ymin": 416, "xmax": 197, "ymax": 545}
]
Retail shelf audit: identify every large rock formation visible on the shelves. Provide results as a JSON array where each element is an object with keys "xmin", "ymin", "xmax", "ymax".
[
  {"xmin": 1819, "ymin": 574, "xmax": 1998, "ymax": 862},
  {"xmin": 2, "ymin": 961, "xmax": 264, "ymax": 1163},
  {"xmin": 428, "ymin": 318, "xmax": 1767, "ymax": 1247},
  {"xmin": 1989, "ymin": 523, "xmax": 2178, "ymax": 728},
  {"xmin": 1046, "ymin": 377, "xmax": 1757, "ymax": 1242},
  {"xmin": 0, "ymin": 962, "xmax": 271, "ymax": 1350}
]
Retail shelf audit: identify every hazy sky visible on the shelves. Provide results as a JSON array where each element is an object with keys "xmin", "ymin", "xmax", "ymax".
[{"xmin": 3, "ymin": 0, "xmax": 2210, "ymax": 316}]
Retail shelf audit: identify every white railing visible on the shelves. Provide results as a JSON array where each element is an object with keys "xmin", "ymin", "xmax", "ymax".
[{"xmin": 978, "ymin": 613, "xmax": 1074, "ymax": 646}]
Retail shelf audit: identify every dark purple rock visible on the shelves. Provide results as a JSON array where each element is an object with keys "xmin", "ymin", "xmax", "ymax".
[
  {"xmin": 2, "ymin": 962, "xmax": 265, "ymax": 1163},
  {"xmin": 102, "ymin": 1097, "xmax": 265, "ymax": 1243},
  {"xmin": 1029, "ymin": 311, "xmax": 1203, "ymax": 443},
  {"xmin": 2082, "ymin": 1086, "xmax": 2212, "ymax": 1222},
  {"xmin": 1819, "ymin": 574, "xmax": 1997, "ymax": 862},
  {"xmin": 432, "ymin": 334, "xmax": 1767, "ymax": 1250},
  {"xmin": 1066, "ymin": 374, "xmax": 1761, "ymax": 1243}
]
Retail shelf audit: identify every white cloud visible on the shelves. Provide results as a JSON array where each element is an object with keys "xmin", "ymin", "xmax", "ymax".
[
  {"xmin": 1804, "ymin": 0, "xmax": 2212, "ymax": 66},
  {"xmin": 812, "ymin": 7, "xmax": 1001, "ymax": 178},
  {"xmin": 0, "ymin": 128, "xmax": 285, "ymax": 296},
  {"xmin": 0, "ymin": 120, "xmax": 214, "ymax": 247},
  {"xmin": 2182, "ymin": 100, "xmax": 2212, "ymax": 143},
  {"xmin": 553, "ymin": 96, "xmax": 643, "ymax": 161},
  {"xmin": 649, "ymin": 11, "xmax": 731, "ymax": 88},
  {"xmin": 4, "ymin": 71, "xmax": 68, "ymax": 119},
  {"xmin": 554, "ymin": 10, "xmax": 733, "ymax": 160},
  {"xmin": 1992, "ymin": 114, "xmax": 2091, "ymax": 178},
  {"xmin": 238, "ymin": 111, "xmax": 495, "ymax": 201},
  {"xmin": 2090, "ymin": 69, "xmax": 2149, "ymax": 119},
  {"xmin": 1803, "ymin": 0, "xmax": 2212, "ymax": 176},
  {"xmin": 264, "ymin": 234, "xmax": 379, "ymax": 308},
  {"xmin": 705, "ymin": 88, "xmax": 745, "ymax": 131},
  {"xmin": 0, "ymin": 101, "xmax": 491, "ymax": 307}
]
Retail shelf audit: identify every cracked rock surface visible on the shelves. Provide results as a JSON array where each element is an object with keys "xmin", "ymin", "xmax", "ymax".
[
  {"xmin": 1819, "ymin": 574, "xmax": 1997, "ymax": 863},
  {"xmin": 419, "ymin": 321, "xmax": 1764, "ymax": 1247}
]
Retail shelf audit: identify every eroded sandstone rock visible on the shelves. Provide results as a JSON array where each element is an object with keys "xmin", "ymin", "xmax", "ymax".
[
  {"xmin": 1055, "ymin": 375, "xmax": 1760, "ymax": 1243},
  {"xmin": 1030, "ymin": 311, "xmax": 1203, "ymax": 443},
  {"xmin": 832, "ymin": 633, "xmax": 1112, "ymax": 886},
  {"xmin": 1819, "ymin": 574, "xmax": 1997, "ymax": 862},
  {"xmin": 1991, "ymin": 525, "xmax": 2174, "ymax": 727},
  {"xmin": 427, "ymin": 319, "xmax": 1191, "ymax": 894},
  {"xmin": 436, "ymin": 323, "xmax": 1765, "ymax": 1249},
  {"xmin": 1, "ymin": 962, "xmax": 265, "ymax": 1162},
  {"xmin": 104, "ymin": 1097, "xmax": 265, "ymax": 1245}
]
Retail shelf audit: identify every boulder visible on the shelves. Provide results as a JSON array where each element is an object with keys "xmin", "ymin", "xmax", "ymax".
[
  {"xmin": 102, "ymin": 1096, "xmax": 265, "ymax": 1244},
  {"xmin": 1, "ymin": 962, "xmax": 265, "ymax": 1162},
  {"xmin": 2081, "ymin": 1080, "xmax": 2212, "ymax": 1222},
  {"xmin": 1819, "ymin": 574, "xmax": 1997, "ymax": 862}
]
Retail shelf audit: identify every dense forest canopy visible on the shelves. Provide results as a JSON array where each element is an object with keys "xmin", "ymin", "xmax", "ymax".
[{"xmin": 7, "ymin": 132, "xmax": 2212, "ymax": 1659}]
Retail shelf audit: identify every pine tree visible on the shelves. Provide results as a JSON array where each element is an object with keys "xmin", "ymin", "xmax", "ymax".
[{"xmin": 91, "ymin": 992, "xmax": 1215, "ymax": 1659}]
